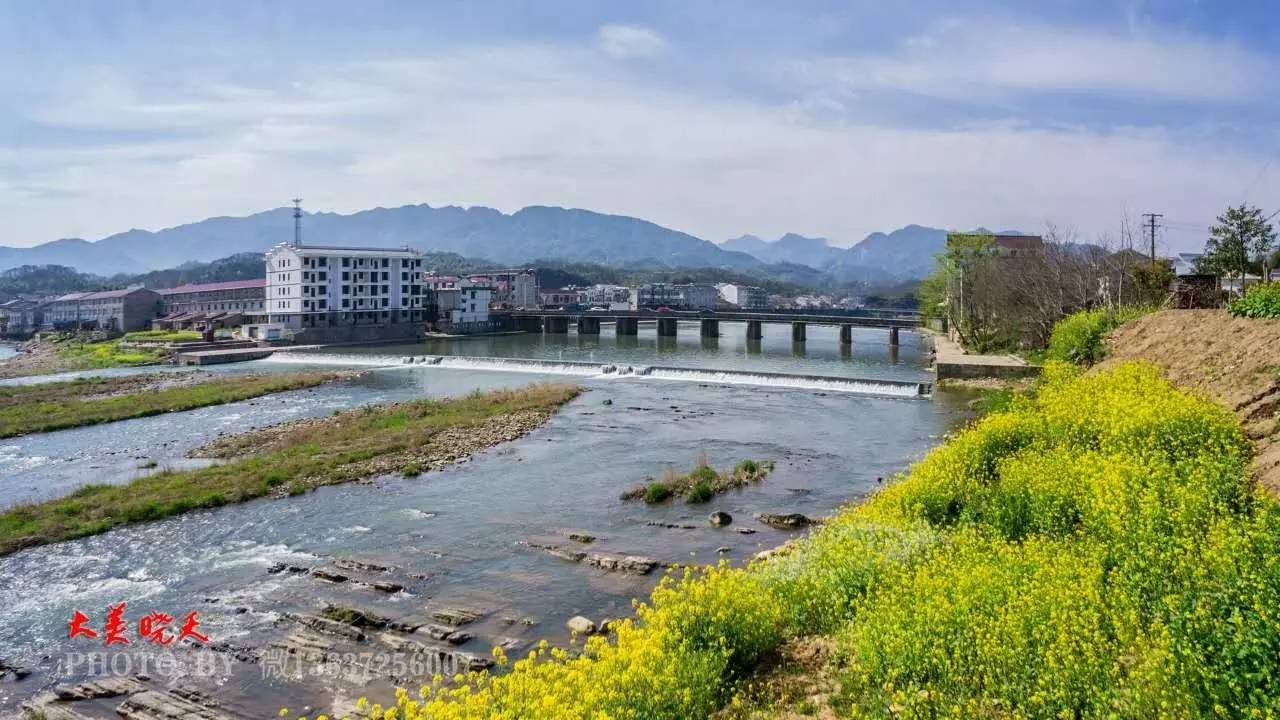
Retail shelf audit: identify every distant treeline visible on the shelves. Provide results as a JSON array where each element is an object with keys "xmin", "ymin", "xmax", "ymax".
[{"xmin": 0, "ymin": 252, "xmax": 919, "ymax": 304}]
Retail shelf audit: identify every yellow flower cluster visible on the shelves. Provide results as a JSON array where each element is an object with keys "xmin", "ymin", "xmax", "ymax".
[{"xmin": 281, "ymin": 361, "xmax": 1280, "ymax": 719}]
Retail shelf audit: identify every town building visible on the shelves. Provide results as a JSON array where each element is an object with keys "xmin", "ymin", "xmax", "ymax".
[
  {"xmin": 466, "ymin": 269, "xmax": 539, "ymax": 308},
  {"xmin": 422, "ymin": 274, "xmax": 466, "ymax": 291},
  {"xmin": 633, "ymin": 283, "xmax": 681, "ymax": 309},
  {"xmin": 263, "ymin": 243, "xmax": 429, "ymax": 341},
  {"xmin": 0, "ymin": 297, "xmax": 48, "ymax": 337},
  {"xmin": 716, "ymin": 283, "xmax": 768, "ymax": 310},
  {"xmin": 581, "ymin": 284, "xmax": 632, "ymax": 309},
  {"xmin": 635, "ymin": 283, "xmax": 718, "ymax": 311},
  {"xmin": 154, "ymin": 279, "xmax": 266, "ymax": 330},
  {"xmin": 675, "ymin": 284, "xmax": 718, "ymax": 311},
  {"xmin": 45, "ymin": 287, "xmax": 161, "ymax": 332},
  {"xmin": 434, "ymin": 285, "xmax": 494, "ymax": 334},
  {"xmin": 539, "ymin": 288, "xmax": 580, "ymax": 309}
]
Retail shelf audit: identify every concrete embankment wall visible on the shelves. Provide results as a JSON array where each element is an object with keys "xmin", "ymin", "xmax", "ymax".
[{"xmin": 930, "ymin": 334, "xmax": 1042, "ymax": 380}]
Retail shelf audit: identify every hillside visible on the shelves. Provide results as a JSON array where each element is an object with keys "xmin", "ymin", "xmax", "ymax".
[
  {"xmin": 723, "ymin": 225, "xmax": 956, "ymax": 282},
  {"xmin": 0, "ymin": 204, "xmax": 761, "ymax": 275},
  {"xmin": 1100, "ymin": 309, "xmax": 1280, "ymax": 495}
]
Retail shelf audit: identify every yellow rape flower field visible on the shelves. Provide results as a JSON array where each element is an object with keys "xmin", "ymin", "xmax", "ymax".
[{"xmin": 285, "ymin": 361, "xmax": 1280, "ymax": 719}]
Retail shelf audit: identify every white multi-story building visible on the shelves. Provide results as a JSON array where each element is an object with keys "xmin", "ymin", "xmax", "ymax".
[
  {"xmin": 265, "ymin": 243, "xmax": 428, "ymax": 330},
  {"xmin": 716, "ymin": 284, "xmax": 768, "ymax": 310}
]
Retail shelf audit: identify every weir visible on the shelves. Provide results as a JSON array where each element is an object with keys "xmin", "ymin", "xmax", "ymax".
[{"xmin": 265, "ymin": 352, "xmax": 932, "ymax": 397}]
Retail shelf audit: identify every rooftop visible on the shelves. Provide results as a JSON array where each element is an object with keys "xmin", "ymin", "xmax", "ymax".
[
  {"xmin": 268, "ymin": 242, "xmax": 421, "ymax": 258},
  {"xmin": 52, "ymin": 287, "xmax": 156, "ymax": 302},
  {"xmin": 157, "ymin": 278, "xmax": 266, "ymax": 295}
]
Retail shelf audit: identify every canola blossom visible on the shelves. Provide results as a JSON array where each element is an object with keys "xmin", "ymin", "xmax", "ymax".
[{"xmin": 288, "ymin": 361, "xmax": 1280, "ymax": 719}]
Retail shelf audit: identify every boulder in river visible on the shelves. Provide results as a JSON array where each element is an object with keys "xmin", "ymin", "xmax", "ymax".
[
  {"xmin": 755, "ymin": 512, "xmax": 814, "ymax": 529},
  {"xmin": 708, "ymin": 511, "xmax": 732, "ymax": 527},
  {"xmin": 566, "ymin": 616, "xmax": 596, "ymax": 635}
]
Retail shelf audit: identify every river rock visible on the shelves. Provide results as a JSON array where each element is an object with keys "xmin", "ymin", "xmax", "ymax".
[
  {"xmin": 310, "ymin": 568, "xmax": 349, "ymax": 583},
  {"xmin": 116, "ymin": 689, "xmax": 232, "ymax": 720},
  {"xmin": 333, "ymin": 558, "xmax": 392, "ymax": 573},
  {"xmin": 566, "ymin": 616, "xmax": 596, "ymax": 635},
  {"xmin": 568, "ymin": 532, "xmax": 596, "ymax": 543},
  {"xmin": 51, "ymin": 677, "xmax": 143, "ymax": 701},
  {"xmin": 585, "ymin": 553, "xmax": 658, "ymax": 575},
  {"xmin": 431, "ymin": 607, "xmax": 483, "ymax": 627},
  {"xmin": 756, "ymin": 512, "xmax": 814, "ymax": 529},
  {"xmin": 284, "ymin": 612, "xmax": 366, "ymax": 641},
  {"xmin": 708, "ymin": 511, "xmax": 732, "ymax": 526},
  {"xmin": 369, "ymin": 580, "xmax": 404, "ymax": 594}
]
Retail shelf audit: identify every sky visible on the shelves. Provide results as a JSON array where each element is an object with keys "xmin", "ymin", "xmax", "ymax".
[{"xmin": 2, "ymin": 1, "xmax": 1279, "ymax": 253}]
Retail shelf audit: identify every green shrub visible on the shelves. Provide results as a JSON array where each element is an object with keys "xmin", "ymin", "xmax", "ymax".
[
  {"xmin": 1228, "ymin": 281, "xmax": 1280, "ymax": 318},
  {"xmin": 643, "ymin": 482, "xmax": 673, "ymax": 503},
  {"xmin": 1045, "ymin": 306, "xmax": 1152, "ymax": 365},
  {"xmin": 686, "ymin": 480, "xmax": 713, "ymax": 504}
]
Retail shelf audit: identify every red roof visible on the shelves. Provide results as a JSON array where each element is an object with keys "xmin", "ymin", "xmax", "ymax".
[{"xmin": 157, "ymin": 278, "xmax": 266, "ymax": 295}]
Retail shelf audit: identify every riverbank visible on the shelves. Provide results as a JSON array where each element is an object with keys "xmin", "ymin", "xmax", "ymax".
[
  {"xmin": 1100, "ymin": 308, "xmax": 1280, "ymax": 496},
  {"xmin": 0, "ymin": 335, "xmax": 167, "ymax": 379},
  {"xmin": 0, "ymin": 370, "xmax": 352, "ymax": 438},
  {"xmin": 0, "ymin": 383, "xmax": 580, "ymax": 556},
  {"xmin": 336, "ymin": 361, "xmax": 1279, "ymax": 719}
]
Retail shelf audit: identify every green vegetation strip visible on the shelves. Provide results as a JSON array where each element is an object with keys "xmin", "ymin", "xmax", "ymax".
[
  {"xmin": 0, "ymin": 371, "xmax": 348, "ymax": 438},
  {"xmin": 0, "ymin": 383, "xmax": 580, "ymax": 556},
  {"xmin": 329, "ymin": 361, "xmax": 1280, "ymax": 720},
  {"xmin": 622, "ymin": 457, "xmax": 774, "ymax": 504}
]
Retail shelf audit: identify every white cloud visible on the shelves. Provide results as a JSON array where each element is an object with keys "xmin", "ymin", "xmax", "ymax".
[
  {"xmin": 596, "ymin": 24, "xmax": 669, "ymax": 59},
  {"xmin": 801, "ymin": 19, "xmax": 1271, "ymax": 103},
  {"xmin": 1, "ymin": 41, "xmax": 1271, "ymax": 253}
]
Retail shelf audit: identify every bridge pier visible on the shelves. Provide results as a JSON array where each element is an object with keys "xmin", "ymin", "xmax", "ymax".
[
  {"xmin": 700, "ymin": 319, "xmax": 719, "ymax": 338},
  {"xmin": 518, "ymin": 316, "xmax": 543, "ymax": 333},
  {"xmin": 657, "ymin": 317, "xmax": 678, "ymax": 337},
  {"xmin": 889, "ymin": 326, "xmax": 900, "ymax": 346},
  {"xmin": 545, "ymin": 316, "xmax": 569, "ymax": 334},
  {"xmin": 577, "ymin": 317, "xmax": 600, "ymax": 335},
  {"xmin": 746, "ymin": 320, "xmax": 762, "ymax": 340},
  {"xmin": 839, "ymin": 324, "xmax": 853, "ymax": 345},
  {"xmin": 791, "ymin": 321, "xmax": 806, "ymax": 343},
  {"xmin": 615, "ymin": 317, "xmax": 638, "ymax": 336}
]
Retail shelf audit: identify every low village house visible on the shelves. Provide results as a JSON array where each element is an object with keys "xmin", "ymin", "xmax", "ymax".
[
  {"xmin": 154, "ymin": 278, "xmax": 267, "ymax": 331},
  {"xmin": 44, "ymin": 287, "xmax": 161, "ymax": 332}
]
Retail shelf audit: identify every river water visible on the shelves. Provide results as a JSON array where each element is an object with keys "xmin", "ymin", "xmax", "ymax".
[{"xmin": 0, "ymin": 323, "xmax": 971, "ymax": 716}]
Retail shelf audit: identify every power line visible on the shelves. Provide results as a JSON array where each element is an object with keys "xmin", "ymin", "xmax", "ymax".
[{"xmin": 1142, "ymin": 212, "xmax": 1163, "ymax": 262}]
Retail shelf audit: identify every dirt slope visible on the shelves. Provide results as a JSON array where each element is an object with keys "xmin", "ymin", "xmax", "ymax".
[{"xmin": 1100, "ymin": 309, "xmax": 1280, "ymax": 495}]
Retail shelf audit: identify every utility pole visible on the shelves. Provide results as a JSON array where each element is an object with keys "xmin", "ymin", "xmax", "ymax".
[
  {"xmin": 292, "ymin": 198, "xmax": 304, "ymax": 247},
  {"xmin": 1142, "ymin": 212, "xmax": 1163, "ymax": 263}
]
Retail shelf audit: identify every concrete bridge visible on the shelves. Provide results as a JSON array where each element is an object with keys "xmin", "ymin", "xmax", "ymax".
[{"xmin": 505, "ymin": 309, "xmax": 923, "ymax": 345}]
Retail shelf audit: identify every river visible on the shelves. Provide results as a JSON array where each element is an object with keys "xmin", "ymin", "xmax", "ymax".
[{"xmin": 0, "ymin": 323, "xmax": 972, "ymax": 716}]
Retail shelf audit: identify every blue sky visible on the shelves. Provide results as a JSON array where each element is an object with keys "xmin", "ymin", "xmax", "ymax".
[{"xmin": 2, "ymin": 1, "xmax": 1278, "ymax": 252}]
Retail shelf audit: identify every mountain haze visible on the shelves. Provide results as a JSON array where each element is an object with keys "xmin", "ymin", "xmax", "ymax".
[{"xmin": 0, "ymin": 204, "xmax": 761, "ymax": 275}]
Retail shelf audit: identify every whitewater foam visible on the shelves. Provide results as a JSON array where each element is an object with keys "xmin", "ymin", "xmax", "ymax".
[{"xmin": 266, "ymin": 352, "xmax": 930, "ymax": 397}]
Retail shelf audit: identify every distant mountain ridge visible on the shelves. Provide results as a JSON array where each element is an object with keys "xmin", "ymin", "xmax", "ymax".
[
  {"xmin": 723, "ymin": 225, "xmax": 1032, "ymax": 281},
  {"xmin": 1, "ymin": 202, "xmax": 1017, "ymax": 284},
  {"xmin": 0, "ymin": 204, "xmax": 762, "ymax": 276}
]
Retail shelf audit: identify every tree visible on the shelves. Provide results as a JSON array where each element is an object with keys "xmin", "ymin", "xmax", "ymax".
[{"xmin": 1198, "ymin": 204, "xmax": 1276, "ymax": 285}]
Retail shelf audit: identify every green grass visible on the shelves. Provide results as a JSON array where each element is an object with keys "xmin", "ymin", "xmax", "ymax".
[
  {"xmin": 622, "ymin": 456, "xmax": 774, "ymax": 503},
  {"xmin": 54, "ymin": 337, "xmax": 169, "ymax": 369},
  {"xmin": 0, "ymin": 371, "xmax": 346, "ymax": 438},
  {"xmin": 121, "ymin": 330, "xmax": 203, "ymax": 343},
  {"xmin": 0, "ymin": 383, "xmax": 580, "ymax": 556}
]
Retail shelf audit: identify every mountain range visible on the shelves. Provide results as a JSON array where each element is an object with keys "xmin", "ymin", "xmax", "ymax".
[{"xmin": 0, "ymin": 203, "xmax": 975, "ymax": 284}]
